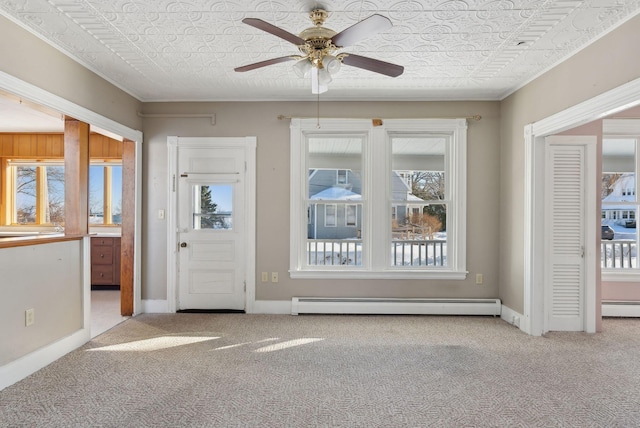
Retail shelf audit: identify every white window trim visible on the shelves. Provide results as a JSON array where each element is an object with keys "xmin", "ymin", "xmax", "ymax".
[{"xmin": 289, "ymin": 118, "xmax": 467, "ymax": 280}]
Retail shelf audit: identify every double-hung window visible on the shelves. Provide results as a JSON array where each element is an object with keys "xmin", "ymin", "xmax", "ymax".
[
  {"xmin": 290, "ymin": 118, "xmax": 467, "ymax": 279},
  {"xmin": 9, "ymin": 161, "xmax": 65, "ymax": 224},
  {"xmin": 6, "ymin": 160, "xmax": 122, "ymax": 226}
]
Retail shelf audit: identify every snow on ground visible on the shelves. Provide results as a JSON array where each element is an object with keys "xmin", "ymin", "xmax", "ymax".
[{"xmin": 603, "ymin": 220, "xmax": 637, "ymax": 240}]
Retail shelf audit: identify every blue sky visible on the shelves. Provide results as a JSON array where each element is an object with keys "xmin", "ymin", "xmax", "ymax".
[{"xmin": 209, "ymin": 184, "xmax": 233, "ymax": 212}]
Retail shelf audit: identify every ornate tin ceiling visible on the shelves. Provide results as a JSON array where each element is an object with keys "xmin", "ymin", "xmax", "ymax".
[{"xmin": 1, "ymin": 0, "xmax": 640, "ymax": 102}]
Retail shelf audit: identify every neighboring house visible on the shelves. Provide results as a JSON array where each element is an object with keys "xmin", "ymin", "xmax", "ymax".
[
  {"xmin": 308, "ymin": 169, "xmax": 363, "ymax": 240},
  {"xmin": 602, "ymin": 173, "xmax": 636, "ymax": 224},
  {"xmin": 307, "ymin": 169, "xmax": 426, "ymax": 239}
]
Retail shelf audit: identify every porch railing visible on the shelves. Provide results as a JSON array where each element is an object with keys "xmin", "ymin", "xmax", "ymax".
[
  {"xmin": 601, "ymin": 240, "xmax": 637, "ymax": 268},
  {"xmin": 307, "ymin": 239, "xmax": 636, "ymax": 269},
  {"xmin": 307, "ymin": 240, "xmax": 362, "ymax": 266},
  {"xmin": 391, "ymin": 240, "xmax": 446, "ymax": 266},
  {"xmin": 306, "ymin": 239, "xmax": 447, "ymax": 267}
]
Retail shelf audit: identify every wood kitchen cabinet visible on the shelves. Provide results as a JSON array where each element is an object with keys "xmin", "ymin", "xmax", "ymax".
[{"xmin": 91, "ymin": 236, "xmax": 121, "ymax": 287}]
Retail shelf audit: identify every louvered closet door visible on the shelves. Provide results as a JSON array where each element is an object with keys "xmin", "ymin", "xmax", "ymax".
[{"xmin": 545, "ymin": 140, "xmax": 586, "ymax": 331}]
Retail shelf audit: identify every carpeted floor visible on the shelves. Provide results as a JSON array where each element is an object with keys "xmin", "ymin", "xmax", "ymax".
[{"xmin": 1, "ymin": 314, "xmax": 640, "ymax": 427}]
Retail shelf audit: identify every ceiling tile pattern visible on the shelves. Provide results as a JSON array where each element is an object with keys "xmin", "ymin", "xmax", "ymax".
[{"xmin": 1, "ymin": 0, "xmax": 639, "ymax": 101}]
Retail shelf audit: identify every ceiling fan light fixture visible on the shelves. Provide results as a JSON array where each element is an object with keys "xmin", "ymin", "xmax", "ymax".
[
  {"xmin": 322, "ymin": 55, "xmax": 341, "ymax": 74},
  {"xmin": 293, "ymin": 59, "xmax": 312, "ymax": 77}
]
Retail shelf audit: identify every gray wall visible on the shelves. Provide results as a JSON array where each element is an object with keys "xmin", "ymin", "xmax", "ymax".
[
  {"xmin": 142, "ymin": 101, "xmax": 501, "ymax": 301},
  {"xmin": 499, "ymin": 13, "xmax": 640, "ymax": 313},
  {"xmin": 0, "ymin": 241, "xmax": 83, "ymax": 366}
]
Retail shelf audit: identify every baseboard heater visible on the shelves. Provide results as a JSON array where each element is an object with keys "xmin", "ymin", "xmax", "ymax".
[
  {"xmin": 291, "ymin": 297, "xmax": 501, "ymax": 316},
  {"xmin": 602, "ymin": 301, "xmax": 640, "ymax": 317}
]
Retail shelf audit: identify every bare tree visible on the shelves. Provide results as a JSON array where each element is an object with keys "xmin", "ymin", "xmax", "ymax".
[
  {"xmin": 15, "ymin": 166, "xmax": 64, "ymax": 224},
  {"xmin": 410, "ymin": 171, "xmax": 446, "ymax": 230}
]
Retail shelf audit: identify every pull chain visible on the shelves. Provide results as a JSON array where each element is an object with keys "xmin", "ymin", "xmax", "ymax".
[{"xmin": 316, "ymin": 72, "xmax": 321, "ymax": 129}]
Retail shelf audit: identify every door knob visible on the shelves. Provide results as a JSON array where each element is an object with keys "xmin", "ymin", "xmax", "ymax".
[{"xmin": 180, "ymin": 242, "xmax": 187, "ymax": 248}]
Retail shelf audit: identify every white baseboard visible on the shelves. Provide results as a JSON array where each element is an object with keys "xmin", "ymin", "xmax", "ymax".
[
  {"xmin": 140, "ymin": 299, "xmax": 291, "ymax": 314},
  {"xmin": 602, "ymin": 302, "xmax": 640, "ymax": 317},
  {"xmin": 291, "ymin": 297, "xmax": 502, "ymax": 316},
  {"xmin": 141, "ymin": 299, "xmax": 170, "ymax": 313},
  {"xmin": 250, "ymin": 300, "xmax": 290, "ymax": 314},
  {"xmin": 0, "ymin": 328, "xmax": 90, "ymax": 391},
  {"xmin": 500, "ymin": 304, "xmax": 523, "ymax": 329}
]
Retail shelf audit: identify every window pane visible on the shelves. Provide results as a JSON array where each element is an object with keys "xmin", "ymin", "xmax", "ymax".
[
  {"xmin": 602, "ymin": 138, "xmax": 637, "ymax": 269},
  {"xmin": 111, "ymin": 166, "xmax": 122, "ymax": 224},
  {"xmin": 89, "ymin": 165, "xmax": 105, "ymax": 224},
  {"xmin": 89, "ymin": 165, "xmax": 122, "ymax": 225},
  {"xmin": 15, "ymin": 166, "xmax": 37, "ymax": 224},
  {"xmin": 391, "ymin": 204, "xmax": 448, "ymax": 267},
  {"xmin": 45, "ymin": 166, "xmax": 65, "ymax": 224},
  {"xmin": 307, "ymin": 136, "xmax": 363, "ymax": 266},
  {"xmin": 193, "ymin": 184, "xmax": 233, "ymax": 230},
  {"xmin": 391, "ymin": 136, "xmax": 447, "ymax": 267}
]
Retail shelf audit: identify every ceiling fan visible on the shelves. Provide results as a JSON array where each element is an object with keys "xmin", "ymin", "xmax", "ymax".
[{"xmin": 234, "ymin": 9, "xmax": 404, "ymax": 94}]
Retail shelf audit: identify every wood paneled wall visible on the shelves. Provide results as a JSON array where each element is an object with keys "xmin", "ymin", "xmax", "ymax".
[{"xmin": 0, "ymin": 133, "xmax": 122, "ymax": 159}]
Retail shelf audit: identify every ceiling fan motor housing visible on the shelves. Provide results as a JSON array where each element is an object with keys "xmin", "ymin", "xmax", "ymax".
[{"xmin": 297, "ymin": 10, "xmax": 340, "ymax": 67}]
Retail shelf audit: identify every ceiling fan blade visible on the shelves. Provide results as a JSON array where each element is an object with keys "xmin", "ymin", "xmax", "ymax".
[
  {"xmin": 234, "ymin": 56, "xmax": 294, "ymax": 72},
  {"xmin": 242, "ymin": 18, "xmax": 306, "ymax": 45},
  {"xmin": 331, "ymin": 14, "xmax": 392, "ymax": 47},
  {"xmin": 341, "ymin": 54, "xmax": 404, "ymax": 77}
]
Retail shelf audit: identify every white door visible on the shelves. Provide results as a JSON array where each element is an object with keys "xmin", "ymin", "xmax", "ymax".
[
  {"xmin": 544, "ymin": 136, "xmax": 596, "ymax": 332},
  {"xmin": 176, "ymin": 142, "xmax": 250, "ymax": 311}
]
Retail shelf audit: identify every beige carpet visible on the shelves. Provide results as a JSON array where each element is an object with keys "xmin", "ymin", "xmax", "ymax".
[{"xmin": 2, "ymin": 314, "xmax": 640, "ymax": 427}]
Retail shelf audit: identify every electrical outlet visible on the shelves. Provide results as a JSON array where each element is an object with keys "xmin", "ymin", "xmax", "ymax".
[
  {"xmin": 271, "ymin": 272, "xmax": 279, "ymax": 283},
  {"xmin": 25, "ymin": 308, "xmax": 35, "ymax": 326},
  {"xmin": 261, "ymin": 272, "xmax": 268, "ymax": 282},
  {"xmin": 475, "ymin": 274, "xmax": 483, "ymax": 285}
]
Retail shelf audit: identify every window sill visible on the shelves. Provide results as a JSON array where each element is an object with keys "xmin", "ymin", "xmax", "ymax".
[
  {"xmin": 602, "ymin": 270, "xmax": 640, "ymax": 282},
  {"xmin": 289, "ymin": 269, "xmax": 468, "ymax": 280}
]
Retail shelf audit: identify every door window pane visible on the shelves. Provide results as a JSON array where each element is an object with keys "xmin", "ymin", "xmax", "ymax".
[{"xmin": 193, "ymin": 184, "xmax": 233, "ymax": 230}]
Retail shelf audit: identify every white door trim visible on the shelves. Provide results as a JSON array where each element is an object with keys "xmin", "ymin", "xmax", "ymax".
[
  {"xmin": 523, "ymin": 76, "xmax": 640, "ymax": 335},
  {"xmin": 167, "ymin": 136, "xmax": 256, "ymax": 313}
]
